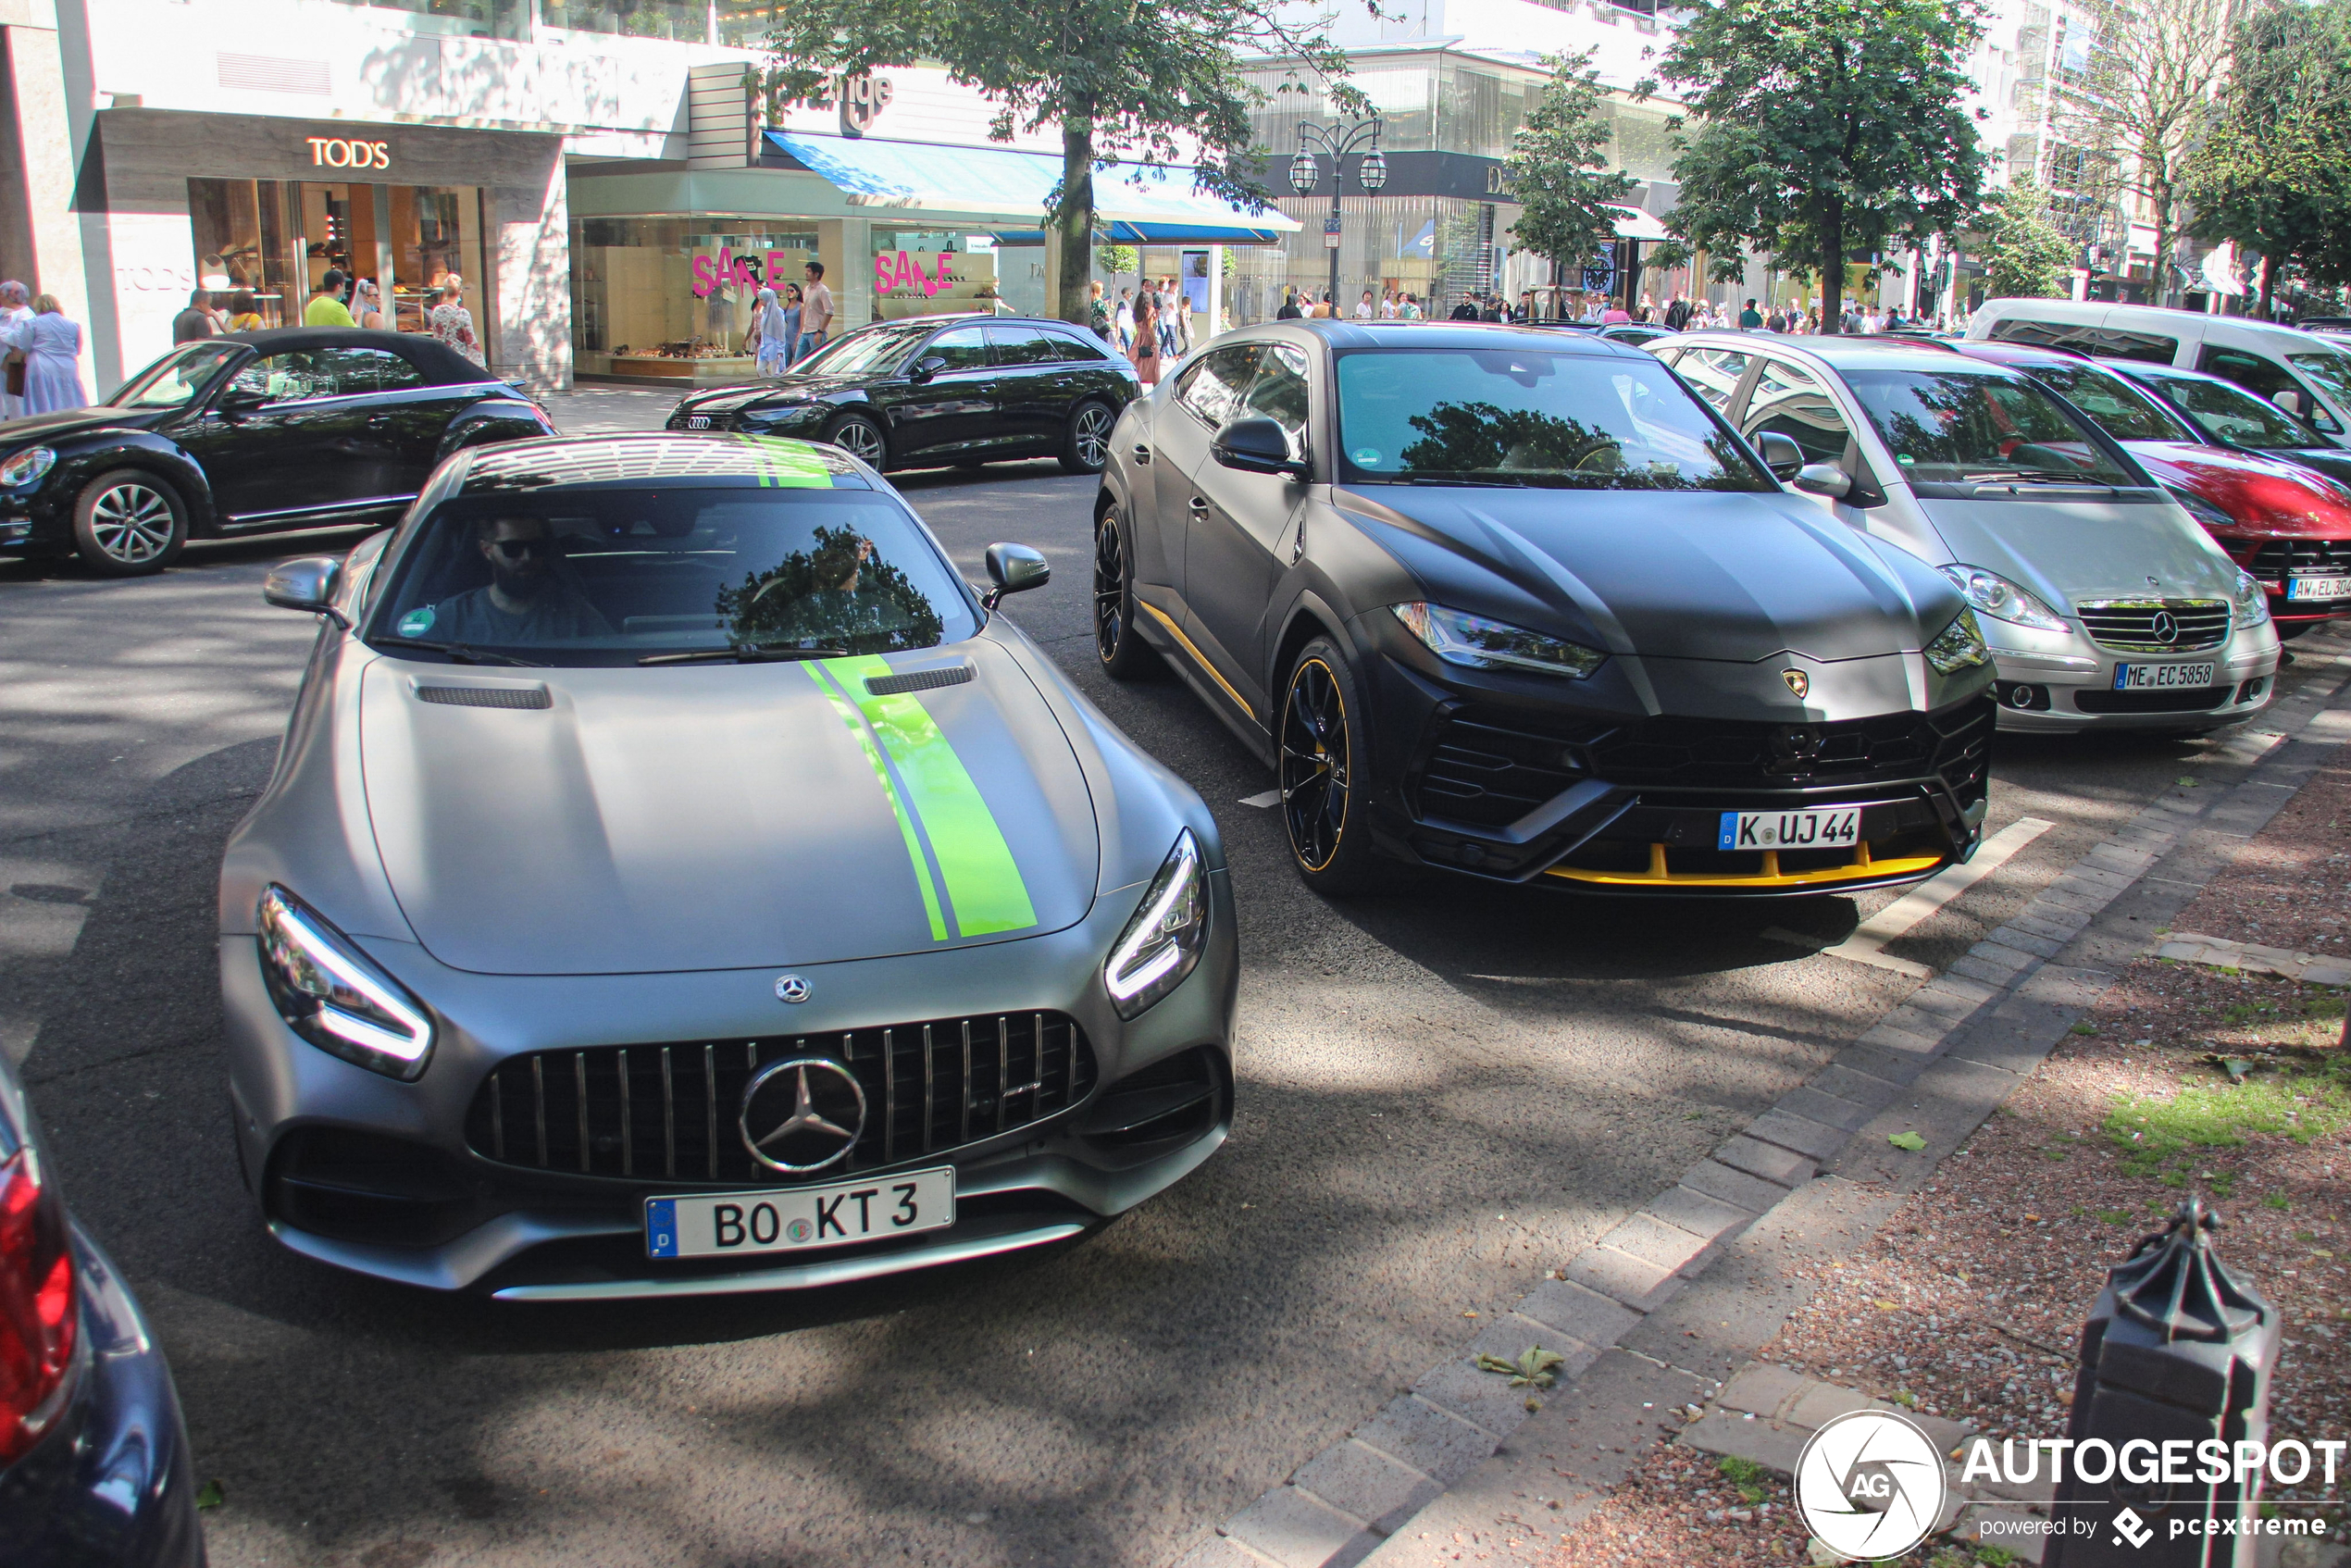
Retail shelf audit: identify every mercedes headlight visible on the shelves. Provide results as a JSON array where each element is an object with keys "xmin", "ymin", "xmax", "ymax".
[
  {"xmin": 2233, "ymin": 568, "xmax": 2271, "ymax": 628},
  {"xmin": 1935, "ymin": 565, "xmax": 2070, "ymax": 632},
  {"xmin": 0, "ymin": 447, "xmax": 55, "ymax": 488},
  {"xmin": 1393, "ymin": 602, "xmax": 1606, "ymax": 678},
  {"xmin": 257, "ymin": 886, "xmax": 435, "ymax": 1080},
  {"xmin": 1924, "ymin": 606, "xmax": 1991, "ymax": 675},
  {"xmin": 2167, "ymin": 485, "xmax": 2237, "ymax": 532},
  {"xmin": 1104, "ymin": 830, "xmax": 1209, "ymax": 1020}
]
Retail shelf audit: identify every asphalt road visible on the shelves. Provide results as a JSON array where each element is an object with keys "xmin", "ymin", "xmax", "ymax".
[{"xmin": 2, "ymin": 394, "xmax": 2334, "ymax": 1568}]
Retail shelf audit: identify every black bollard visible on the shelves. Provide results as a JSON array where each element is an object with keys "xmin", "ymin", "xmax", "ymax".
[{"xmin": 2046, "ymin": 1198, "xmax": 2279, "ymax": 1566}]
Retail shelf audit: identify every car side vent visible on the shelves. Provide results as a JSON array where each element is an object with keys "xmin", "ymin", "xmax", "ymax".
[
  {"xmin": 415, "ymin": 685, "xmax": 553, "ymax": 710},
  {"xmin": 865, "ymin": 665, "xmax": 973, "ymax": 697}
]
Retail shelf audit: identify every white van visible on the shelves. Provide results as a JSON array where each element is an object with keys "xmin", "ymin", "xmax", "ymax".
[{"xmin": 1964, "ymin": 299, "xmax": 2351, "ymax": 446}]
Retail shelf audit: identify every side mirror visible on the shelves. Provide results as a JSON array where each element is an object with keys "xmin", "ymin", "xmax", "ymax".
[
  {"xmin": 1792, "ymin": 462, "xmax": 1853, "ymax": 499},
  {"xmin": 263, "ymin": 557, "xmax": 346, "ymax": 624},
  {"xmin": 217, "ymin": 387, "xmax": 267, "ymax": 417},
  {"xmin": 2272, "ymin": 387, "xmax": 2307, "ymax": 418},
  {"xmin": 1755, "ymin": 430, "xmax": 1805, "ymax": 479},
  {"xmin": 982, "ymin": 541, "xmax": 1050, "ymax": 610},
  {"xmin": 908, "ymin": 355, "xmax": 949, "ymax": 383},
  {"xmin": 1211, "ymin": 417, "xmax": 1307, "ymax": 479}
]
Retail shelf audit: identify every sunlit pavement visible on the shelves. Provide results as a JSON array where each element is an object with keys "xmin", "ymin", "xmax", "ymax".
[{"xmin": 1, "ymin": 410, "xmax": 2333, "ymax": 1567}]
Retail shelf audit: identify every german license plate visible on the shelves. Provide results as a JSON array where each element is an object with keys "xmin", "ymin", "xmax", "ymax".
[
  {"xmin": 1717, "ymin": 807, "xmax": 1861, "ymax": 852},
  {"xmin": 645, "ymin": 1166, "xmax": 954, "ymax": 1260},
  {"xmin": 2286, "ymin": 575, "xmax": 2351, "ymax": 601},
  {"xmin": 2111, "ymin": 662, "xmax": 2216, "ymax": 691}
]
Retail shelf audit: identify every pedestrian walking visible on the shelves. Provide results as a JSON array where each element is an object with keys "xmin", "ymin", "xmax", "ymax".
[
  {"xmin": 1399, "ymin": 292, "xmax": 1423, "ymax": 321},
  {"xmin": 751, "ymin": 287, "xmax": 796, "ymax": 377},
  {"xmin": 798, "ymin": 261, "xmax": 834, "ymax": 360},
  {"xmin": 7, "ymin": 295, "xmax": 88, "ymax": 415},
  {"xmin": 1737, "ymin": 297, "xmax": 1762, "ymax": 330},
  {"xmin": 1115, "ymin": 287, "xmax": 1138, "ymax": 350},
  {"xmin": 428, "ymin": 275, "xmax": 485, "ymax": 367},
  {"xmin": 1276, "ymin": 287, "xmax": 1301, "ymax": 320},
  {"xmin": 1088, "ymin": 280, "xmax": 1112, "ymax": 342},
  {"xmin": 305, "ymin": 268, "xmax": 355, "ymax": 327},
  {"xmin": 352, "ymin": 280, "xmax": 385, "ymax": 330},
  {"xmin": 1356, "ymin": 289, "xmax": 1376, "ymax": 320},
  {"xmin": 1130, "ymin": 287, "xmax": 1162, "ymax": 387},
  {"xmin": 172, "ymin": 289, "xmax": 218, "ymax": 344},
  {"xmin": 0, "ymin": 280, "xmax": 31, "ymax": 420},
  {"xmin": 225, "ymin": 290, "xmax": 264, "ymax": 332}
]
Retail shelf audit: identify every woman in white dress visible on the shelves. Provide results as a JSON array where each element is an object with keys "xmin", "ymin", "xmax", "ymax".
[
  {"xmin": 0, "ymin": 280, "xmax": 31, "ymax": 421},
  {"xmin": 8, "ymin": 295, "xmax": 87, "ymax": 415},
  {"xmin": 427, "ymin": 276, "xmax": 484, "ymax": 368},
  {"xmin": 750, "ymin": 288, "xmax": 793, "ymax": 378}
]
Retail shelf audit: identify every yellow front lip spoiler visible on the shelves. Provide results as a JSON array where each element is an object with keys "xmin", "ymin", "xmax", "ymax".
[{"xmin": 1544, "ymin": 840, "xmax": 1947, "ymax": 890}]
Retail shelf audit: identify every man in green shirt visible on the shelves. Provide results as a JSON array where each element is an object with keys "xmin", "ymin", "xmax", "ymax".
[
  {"xmin": 305, "ymin": 269, "xmax": 356, "ymax": 328},
  {"xmin": 1737, "ymin": 297, "xmax": 1764, "ymax": 330}
]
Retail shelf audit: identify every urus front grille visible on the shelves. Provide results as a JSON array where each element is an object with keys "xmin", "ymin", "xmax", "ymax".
[
  {"xmin": 2074, "ymin": 599, "xmax": 2230, "ymax": 653},
  {"xmin": 1416, "ymin": 698, "xmax": 1993, "ymax": 828},
  {"xmin": 2246, "ymin": 539, "xmax": 2351, "ymax": 580},
  {"xmin": 465, "ymin": 1014, "xmax": 1096, "ymax": 1185}
]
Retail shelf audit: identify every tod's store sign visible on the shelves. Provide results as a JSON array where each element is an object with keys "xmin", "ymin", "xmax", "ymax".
[{"xmin": 307, "ymin": 137, "xmax": 392, "ymax": 170}]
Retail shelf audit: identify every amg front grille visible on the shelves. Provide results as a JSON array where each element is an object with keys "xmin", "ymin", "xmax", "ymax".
[
  {"xmin": 2246, "ymin": 539, "xmax": 2351, "ymax": 580},
  {"xmin": 465, "ymin": 1013, "xmax": 1096, "ymax": 1185},
  {"xmin": 2075, "ymin": 599, "xmax": 2229, "ymax": 653},
  {"xmin": 1415, "ymin": 698, "xmax": 1993, "ymax": 828}
]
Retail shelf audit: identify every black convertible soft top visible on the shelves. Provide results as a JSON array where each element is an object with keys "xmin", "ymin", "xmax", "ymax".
[{"xmin": 218, "ymin": 328, "xmax": 494, "ymax": 387}]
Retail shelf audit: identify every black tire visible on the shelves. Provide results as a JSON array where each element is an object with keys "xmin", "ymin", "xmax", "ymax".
[
  {"xmin": 824, "ymin": 413, "xmax": 889, "ymax": 470},
  {"xmin": 1278, "ymin": 638, "xmax": 1385, "ymax": 894},
  {"xmin": 1060, "ymin": 400, "xmax": 1114, "ymax": 474},
  {"xmin": 72, "ymin": 468, "xmax": 188, "ymax": 577},
  {"xmin": 1093, "ymin": 505, "xmax": 1161, "ymax": 679}
]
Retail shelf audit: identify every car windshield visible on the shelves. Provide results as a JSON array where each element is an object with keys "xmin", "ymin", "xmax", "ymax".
[
  {"xmin": 1334, "ymin": 348, "xmax": 1773, "ymax": 490},
  {"xmin": 367, "ymin": 487, "xmax": 976, "ymax": 666},
  {"xmin": 2021, "ymin": 363, "xmax": 2187, "ymax": 442},
  {"xmin": 1842, "ymin": 368, "xmax": 2136, "ymax": 486},
  {"xmin": 2286, "ymin": 348, "xmax": 2351, "ymax": 409},
  {"xmin": 107, "ymin": 343, "xmax": 243, "ymax": 409},
  {"xmin": 790, "ymin": 324, "xmax": 931, "ymax": 379},
  {"xmin": 2134, "ymin": 367, "xmax": 2319, "ymax": 447}
]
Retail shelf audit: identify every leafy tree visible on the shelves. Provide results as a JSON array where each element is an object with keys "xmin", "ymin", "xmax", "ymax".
[
  {"xmin": 2056, "ymin": 0, "xmax": 2233, "ymax": 305},
  {"xmin": 1642, "ymin": 0, "xmax": 1987, "ymax": 332},
  {"xmin": 1977, "ymin": 175, "xmax": 2077, "ymax": 298},
  {"xmin": 1096, "ymin": 244, "xmax": 1138, "ymax": 277},
  {"xmin": 2190, "ymin": 0, "xmax": 2351, "ymax": 314},
  {"xmin": 1504, "ymin": 50, "xmax": 1638, "ymax": 312},
  {"xmin": 761, "ymin": 2, "xmax": 1358, "ymax": 326}
]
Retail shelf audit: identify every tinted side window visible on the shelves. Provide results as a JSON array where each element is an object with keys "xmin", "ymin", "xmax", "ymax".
[
  {"xmin": 983, "ymin": 326, "xmax": 1064, "ymax": 366},
  {"xmin": 922, "ymin": 327, "xmax": 990, "ymax": 372},
  {"xmin": 1743, "ymin": 358, "xmax": 1848, "ymax": 463},
  {"xmin": 1989, "ymin": 317, "xmax": 2179, "ymax": 365},
  {"xmin": 2200, "ymin": 346, "xmax": 2342, "ymax": 432},
  {"xmin": 1040, "ymin": 328, "xmax": 1110, "ymax": 362},
  {"xmin": 1677, "ymin": 347, "xmax": 1751, "ymax": 412},
  {"xmin": 231, "ymin": 347, "xmax": 417, "ymax": 402},
  {"xmin": 1177, "ymin": 345, "xmax": 1260, "ymax": 428},
  {"xmin": 1239, "ymin": 344, "xmax": 1311, "ymax": 454}
]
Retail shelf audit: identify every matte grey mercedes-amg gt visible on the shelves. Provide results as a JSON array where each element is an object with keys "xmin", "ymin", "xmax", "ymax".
[
  {"xmin": 219, "ymin": 434, "xmax": 1234, "ymax": 1300},
  {"xmin": 1092, "ymin": 321, "xmax": 1998, "ymax": 896}
]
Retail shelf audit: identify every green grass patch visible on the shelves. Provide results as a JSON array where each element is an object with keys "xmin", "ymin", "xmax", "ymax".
[
  {"xmin": 1717, "ymin": 1454, "xmax": 1770, "ymax": 1503},
  {"xmin": 2264, "ymin": 1192, "xmax": 2293, "ymax": 1211},
  {"xmin": 2105, "ymin": 1058, "xmax": 2351, "ymax": 1180}
]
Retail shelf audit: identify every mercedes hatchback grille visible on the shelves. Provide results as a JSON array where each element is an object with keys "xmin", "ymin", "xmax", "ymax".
[{"xmin": 2074, "ymin": 599, "xmax": 2229, "ymax": 653}]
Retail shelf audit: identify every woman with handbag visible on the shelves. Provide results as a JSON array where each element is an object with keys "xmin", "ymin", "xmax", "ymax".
[
  {"xmin": 428, "ymin": 276, "xmax": 485, "ymax": 368},
  {"xmin": 1130, "ymin": 288, "xmax": 1161, "ymax": 387},
  {"xmin": 6, "ymin": 295, "xmax": 88, "ymax": 415}
]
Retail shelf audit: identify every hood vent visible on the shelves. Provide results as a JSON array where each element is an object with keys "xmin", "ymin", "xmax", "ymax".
[
  {"xmin": 415, "ymin": 684, "xmax": 552, "ymax": 710},
  {"xmin": 865, "ymin": 664, "xmax": 973, "ymax": 697}
]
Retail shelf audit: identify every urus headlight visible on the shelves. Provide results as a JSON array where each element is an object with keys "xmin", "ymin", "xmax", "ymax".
[
  {"xmin": 2233, "ymin": 567, "xmax": 2271, "ymax": 628},
  {"xmin": 0, "ymin": 447, "xmax": 55, "ymax": 488},
  {"xmin": 1924, "ymin": 605, "xmax": 1991, "ymax": 675},
  {"xmin": 1935, "ymin": 565, "xmax": 2070, "ymax": 632},
  {"xmin": 1104, "ymin": 830, "xmax": 1209, "ymax": 1020},
  {"xmin": 1393, "ymin": 602, "xmax": 1606, "ymax": 678},
  {"xmin": 257, "ymin": 886, "xmax": 434, "ymax": 1080}
]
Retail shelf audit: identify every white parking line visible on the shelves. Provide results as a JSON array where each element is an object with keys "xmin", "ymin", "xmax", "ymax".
[
  {"xmin": 1238, "ymin": 789, "xmax": 1282, "ymax": 808},
  {"xmin": 1765, "ymin": 815, "xmax": 2057, "ymax": 977}
]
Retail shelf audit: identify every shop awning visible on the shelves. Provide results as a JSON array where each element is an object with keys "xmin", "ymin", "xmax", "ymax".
[
  {"xmin": 1608, "ymin": 205, "xmax": 1674, "ymax": 243},
  {"xmin": 764, "ymin": 131, "xmax": 1300, "ymax": 242}
]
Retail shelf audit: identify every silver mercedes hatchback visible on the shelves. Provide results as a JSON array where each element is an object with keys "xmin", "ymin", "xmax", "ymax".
[{"xmin": 1657, "ymin": 334, "xmax": 2280, "ymax": 731}]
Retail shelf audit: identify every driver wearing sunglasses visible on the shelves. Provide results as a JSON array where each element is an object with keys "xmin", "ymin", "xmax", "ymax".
[{"xmin": 425, "ymin": 513, "xmax": 616, "ymax": 645}]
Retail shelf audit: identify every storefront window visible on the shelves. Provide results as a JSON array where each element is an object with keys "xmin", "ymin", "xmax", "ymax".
[
  {"xmin": 323, "ymin": 0, "xmax": 527, "ymax": 40},
  {"xmin": 189, "ymin": 179, "xmax": 303, "ymax": 329},
  {"xmin": 571, "ymin": 218, "xmax": 817, "ymax": 376},
  {"xmin": 870, "ymin": 231, "xmax": 1003, "ymax": 321},
  {"xmin": 539, "ymin": 0, "xmax": 710, "ymax": 41}
]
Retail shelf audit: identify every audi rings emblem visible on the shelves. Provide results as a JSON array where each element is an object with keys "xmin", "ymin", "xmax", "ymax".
[
  {"xmin": 2150, "ymin": 610, "xmax": 2179, "ymax": 645},
  {"xmin": 1781, "ymin": 668, "xmax": 1810, "ymax": 699},
  {"xmin": 740, "ymin": 1058, "xmax": 866, "ymax": 1173},
  {"xmin": 774, "ymin": 974, "xmax": 811, "ymax": 1003}
]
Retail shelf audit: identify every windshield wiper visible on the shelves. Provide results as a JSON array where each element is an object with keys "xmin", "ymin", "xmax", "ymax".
[
  {"xmin": 368, "ymin": 635, "xmax": 547, "ymax": 667},
  {"xmin": 637, "ymin": 644, "xmax": 848, "ymax": 666},
  {"xmin": 1399, "ymin": 473, "xmax": 1535, "ymax": 487}
]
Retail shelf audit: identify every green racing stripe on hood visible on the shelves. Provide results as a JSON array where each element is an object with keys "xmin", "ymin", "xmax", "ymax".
[
  {"xmin": 801, "ymin": 664, "xmax": 950, "ymax": 941},
  {"xmin": 815, "ymin": 654, "xmax": 1040, "ymax": 939},
  {"xmin": 732, "ymin": 434, "xmax": 836, "ymax": 487}
]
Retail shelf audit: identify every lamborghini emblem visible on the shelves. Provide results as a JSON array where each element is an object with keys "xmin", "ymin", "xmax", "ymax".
[{"xmin": 1782, "ymin": 668, "xmax": 1810, "ymax": 699}]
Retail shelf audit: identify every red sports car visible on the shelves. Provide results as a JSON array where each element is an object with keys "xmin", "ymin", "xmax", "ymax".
[{"xmin": 1953, "ymin": 341, "xmax": 2351, "ymax": 636}]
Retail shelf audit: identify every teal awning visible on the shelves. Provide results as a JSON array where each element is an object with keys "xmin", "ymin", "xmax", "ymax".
[{"xmin": 764, "ymin": 132, "xmax": 1299, "ymax": 242}]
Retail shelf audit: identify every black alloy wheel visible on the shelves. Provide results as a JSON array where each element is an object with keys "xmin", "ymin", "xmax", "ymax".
[
  {"xmin": 1278, "ymin": 639, "xmax": 1382, "ymax": 892},
  {"xmin": 72, "ymin": 469, "xmax": 188, "ymax": 577},
  {"xmin": 1092, "ymin": 507, "xmax": 1157, "ymax": 678},
  {"xmin": 1062, "ymin": 401, "xmax": 1114, "ymax": 474},
  {"xmin": 825, "ymin": 414, "xmax": 889, "ymax": 469}
]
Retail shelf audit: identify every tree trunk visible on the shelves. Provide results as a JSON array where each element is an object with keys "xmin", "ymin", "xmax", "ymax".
[
  {"xmin": 2146, "ymin": 150, "xmax": 2174, "ymax": 306},
  {"xmin": 2258, "ymin": 254, "xmax": 2275, "ymax": 318},
  {"xmin": 1054, "ymin": 109, "xmax": 1095, "ymax": 326},
  {"xmin": 1818, "ymin": 200, "xmax": 1845, "ymax": 333}
]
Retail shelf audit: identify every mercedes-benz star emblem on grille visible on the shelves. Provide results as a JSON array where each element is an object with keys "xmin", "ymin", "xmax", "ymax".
[
  {"xmin": 774, "ymin": 974, "xmax": 811, "ymax": 1003},
  {"xmin": 2150, "ymin": 610, "xmax": 2179, "ymax": 645},
  {"xmin": 686, "ymin": 415, "xmax": 712, "ymax": 429},
  {"xmin": 740, "ymin": 1058, "xmax": 866, "ymax": 1173},
  {"xmin": 1782, "ymin": 668, "xmax": 1810, "ymax": 699}
]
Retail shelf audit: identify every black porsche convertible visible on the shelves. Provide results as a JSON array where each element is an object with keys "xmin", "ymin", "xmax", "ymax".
[{"xmin": 0, "ymin": 329, "xmax": 554, "ymax": 576}]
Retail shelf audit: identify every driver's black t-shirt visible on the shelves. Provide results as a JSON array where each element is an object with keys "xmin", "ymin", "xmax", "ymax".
[{"xmin": 171, "ymin": 309, "xmax": 217, "ymax": 344}]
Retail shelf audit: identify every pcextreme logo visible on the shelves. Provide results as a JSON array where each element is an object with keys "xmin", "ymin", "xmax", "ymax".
[{"xmin": 1794, "ymin": 1410, "xmax": 1948, "ymax": 1562}]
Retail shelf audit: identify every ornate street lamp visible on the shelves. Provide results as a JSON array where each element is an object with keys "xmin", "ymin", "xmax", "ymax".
[{"xmin": 1291, "ymin": 117, "xmax": 1384, "ymax": 307}]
